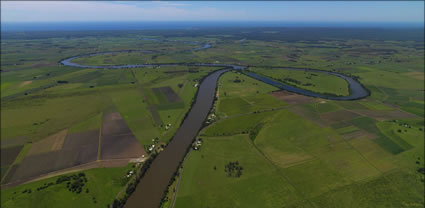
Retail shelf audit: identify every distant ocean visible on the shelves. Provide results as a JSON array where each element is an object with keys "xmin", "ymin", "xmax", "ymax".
[{"xmin": 2, "ymin": 21, "xmax": 423, "ymax": 32}]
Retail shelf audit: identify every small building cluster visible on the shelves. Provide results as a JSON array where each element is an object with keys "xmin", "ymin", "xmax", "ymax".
[
  {"xmin": 192, "ymin": 138, "xmax": 203, "ymax": 150},
  {"xmin": 126, "ymin": 170, "xmax": 135, "ymax": 178},
  {"xmin": 205, "ymin": 113, "xmax": 216, "ymax": 125},
  {"xmin": 147, "ymin": 137, "xmax": 159, "ymax": 153},
  {"xmin": 148, "ymin": 144, "xmax": 155, "ymax": 153},
  {"xmin": 147, "ymin": 137, "xmax": 166, "ymax": 154},
  {"xmin": 391, "ymin": 120, "xmax": 422, "ymax": 133}
]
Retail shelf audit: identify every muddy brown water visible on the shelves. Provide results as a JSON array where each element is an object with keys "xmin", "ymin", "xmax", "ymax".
[
  {"xmin": 59, "ymin": 48, "xmax": 369, "ymax": 207},
  {"xmin": 125, "ymin": 69, "xmax": 229, "ymax": 208}
]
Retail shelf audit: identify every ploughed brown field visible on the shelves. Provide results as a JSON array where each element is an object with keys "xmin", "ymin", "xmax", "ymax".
[
  {"xmin": 148, "ymin": 104, "xmax": 162, "ymax": 125},
  {"xmin": 351, "ymin": 109, "xmax": 419, "ymax": 121},
  {"xmin": 342, "ymin": 130, "xmax": 377, "ymax": 140},
  {"xmin": 1, "ymin": 111, "xmax": 146, "ymax": 186},
  {"xmin": 3, "ymin": 130, "xmax": 100, "ymax": 184},
  {"xmin": 26, "ymin": 129, "xmax": 68, "ymax": 156},
  {"xmin": 1, "ymin": 145, "xmax": 23, "ymax": 179},
  {"xmin": 100, "ymin": 112, "xmax": 146, "ymax": 160},
  {"xmin": 288, "ymin": 105, "xmax": 330, "ymax": 127},
  {"xmin": 153, "ymin": 86, "xmax": 182, "ymax": 103},
  {"xmin": 1, "ymin": 145, "xmax": 23, "ymax": 168},
  {"xmin": 321, "ymin": 109, "xmax": 361, "ymax": 123},
  {"xmin": 1, "ymin": 136, "xmax": 27, "ymax": 149},
  {"xmin": 271, "ymin": 90, "xmax": 314, "ymax": 105}
]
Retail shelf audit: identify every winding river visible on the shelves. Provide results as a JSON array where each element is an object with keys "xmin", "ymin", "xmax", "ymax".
[
  {"xmin": 60, "ymin": 53, "xmax": 368, "ymax": 101},
  {"xmin": 245, "ymin": 68, "xmax": 369, "ymax": 100},
  {"xmin": 59, "ymin": 45, "xmax": 369, "ymax": 208}
]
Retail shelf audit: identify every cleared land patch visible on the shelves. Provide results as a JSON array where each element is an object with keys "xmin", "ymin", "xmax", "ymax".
[
  {"xmin": 151, "ymin": 86, "xmax": 185, "ymax": 111},
  {"xmin": 287, "ymin": 105, "xmax": 328, "ymax": 127},
  {"xmin": 1, "ymin": 145, "xmax": 24, "ymax": 180},
  {"xmin": 348, "ymin": 137, "xmax": 396, "ymax": 172},
  {"xmin": 4, "ymin": 130, "xmax": 99, "ymax": 184},
  {"xmin": 1, "ymin": 111, "xmax": 146, "ymax": 186},
  {"xmin": 320, "ymin": 109, "xmax": 361, "ymax": 123},
  {"xmin": 27, "ymin": 129, "xmax": 68, "ymax": 156},
  {"xmin": 348, "ymin": 117, "xmax": 405, "ymax": 154},
  {"xmin": 62, "ymin": 130, "xmax": 99, "ymax": 165},
  {"xmin": 1, "ymin": 137, "xmax": 27, "ymax": 149},
  {"xmin": 351, "ymin": 109, "xmax": 418, "ymax": 121},
  {"xmin": 1, "ymin": 146, "xmax": 23, "ymax": 167},
  {"xmin": 153, "ymin": 86, "xmax": 182, "ymax": 103},
  {"xmin": 271, "ymin": 90, "xmax": 314, "ymax": 105},
  {"xmin": 335, "ymin": 125, "xmax": 359, "ymax": 135},
  {"xmin": 100, "ymin": 112, "xmax": 146, "ymax": 160},
  {"xmin": 18, "ymin": 81, "xmax": 32, "ymax": 88},
  {"xmin": 406, "ymin": 72, "xmax": 425, "ymax": 80},
  {"xmin": 341, "ymin": 130, "xmax": 377, "ymax": 140}
]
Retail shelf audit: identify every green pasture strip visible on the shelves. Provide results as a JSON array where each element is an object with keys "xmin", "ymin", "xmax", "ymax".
[{"xmin": 335, "ymin": 125, "xmax": 360, "ymax": 135}]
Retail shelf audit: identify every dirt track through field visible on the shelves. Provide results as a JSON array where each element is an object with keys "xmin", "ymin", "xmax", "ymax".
[
  {"xmin": 2, "ymin": 127, "xmax": 137, "ymax": 186},
  {"xmin": 18, "ymin": 81, "xmax": 32, "ymax": 88},
  {"xmin": 351, "ymin": 109, "xmax": 418, "ymax": 121},
  {"xmin": 6, "ymin": 130, "xmax": 100, "ymax": 184}
]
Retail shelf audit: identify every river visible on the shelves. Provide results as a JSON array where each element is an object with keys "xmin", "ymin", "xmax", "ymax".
[
  {"xmin": 244, "ymin": 67, "xmax": 369, "ymax": 100},
  {"xmin": 59, "ymin": 47, "xmax": 369, "ymax": 208},
  {"xmin": 60, "ymin": 53, "xmax": 368, "ymax": 101},
  {"xmin": 124, "ymin": 69, "xmax": 229, "ymax": 208}
]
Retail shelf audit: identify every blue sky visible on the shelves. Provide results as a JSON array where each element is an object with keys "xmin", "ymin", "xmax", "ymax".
[{"xmin": 1, "ymin": 1, "xmax": 424, "ymax": 23}]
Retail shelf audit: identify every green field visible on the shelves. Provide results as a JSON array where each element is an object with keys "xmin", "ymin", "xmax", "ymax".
[
  {"xmin": 252, "ymin": 67, "xmax": 350, "ymax": 96},
  {"xmin": 171, "ymin": 50, "xmax": 424, "ymax": 207},
  {"xmin": 1, "ymin": 166, "xmax": 134, "ymax": 208},
  {"xmin": 176, "ymin": 105, "xmax": 424, "ymax": 207},
  {"xmin": 215, "ymin": 71, "xmax": 286, "ymax": 117},
  {"xmin": 1, "ymin": 28, "xmax": 423, "ymax": 207}
]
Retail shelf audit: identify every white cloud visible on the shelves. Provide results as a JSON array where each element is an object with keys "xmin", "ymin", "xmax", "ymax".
[
  {"xmin": 1, "ymin": 1, "xmax": 245, "ymax": 22},
  {"xmin": 153, "ymin": 1, "xmax": 192, "ymax": 7},
  {"xmin": 1, "ymin": 1, "xmax": 423, "ymax": 23}
]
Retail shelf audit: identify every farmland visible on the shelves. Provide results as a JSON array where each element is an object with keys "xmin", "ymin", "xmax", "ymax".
[
  {"xmin": 1, "ymin": 27, "xmax": 424, "ymax": 207},
  {"xmin": 173, "ymin": 67, "xmax": 424, "ymax": 207},
  {"xmin": 1, "ymin": 165, "xmax": 137, "ymax": 208},
  {"xmin": 0, "ymin": 63, "xmax": 217, "ymax": 186},
  {"xmin": 252, "ymin": 67, "xmax": 350, "ymax": 96},
  {"xmin": 1, "ymin": 31, "xmax": 222, "ymax": 205}
]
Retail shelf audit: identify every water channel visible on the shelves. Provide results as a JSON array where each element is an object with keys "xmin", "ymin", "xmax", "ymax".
[{"xmin": 60, "ymin": 43, "xmax": 369, "ymax": 208}]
